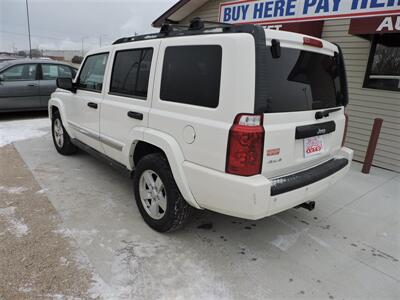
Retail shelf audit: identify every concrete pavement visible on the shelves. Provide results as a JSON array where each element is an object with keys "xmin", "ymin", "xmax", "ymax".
[{"xmin": 6, "ymin": 121, "xmax": 400, "ymax": 299}]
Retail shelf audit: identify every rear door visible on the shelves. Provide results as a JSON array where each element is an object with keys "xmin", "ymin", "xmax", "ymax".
[
  {"xmin": 261, "ymin": 45, "xmax": 347, "ymax": 178},
  {"xmin": 0, "ymin": 63, "xmax": 40, "ymax": 110},
  {"xmin": 100, "ymin": 40, "xmax": 158, "ymax": 165},
  {"xmin": 39, "ymin": 63, "xmax": 75, "ymax": 108}
]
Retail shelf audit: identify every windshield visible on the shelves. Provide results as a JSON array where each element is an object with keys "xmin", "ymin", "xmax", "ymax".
[
  {"xmin": 0, "ymin": 61, "xmax": 14, "ymax": 71},
  {"xmin": 263, "ymin": 47, "xmax": 345, "ymax": 113}
]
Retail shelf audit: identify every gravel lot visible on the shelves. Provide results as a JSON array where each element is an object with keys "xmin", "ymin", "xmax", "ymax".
[{"xmin": 1, "ymin": 115, "xmax": 399, "ymax": 299}]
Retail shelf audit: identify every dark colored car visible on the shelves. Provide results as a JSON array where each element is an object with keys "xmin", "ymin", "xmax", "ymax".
[{"xmin": 0, "ymin": 59, "xmax": 77, "ymax": 112}]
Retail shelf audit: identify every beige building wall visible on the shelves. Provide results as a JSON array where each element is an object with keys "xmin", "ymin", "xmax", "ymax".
[
  {"xmin": 183, "ymin": 1, "xmax": 400, "ymax": 172},
  {"xmin": 321, "ymin": 19, "xmax": 400, "ymax": 172}
]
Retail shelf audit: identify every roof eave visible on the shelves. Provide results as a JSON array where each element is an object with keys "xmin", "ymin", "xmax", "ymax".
[
  {"xmin": 152, "ymin": 0, "xmax": 192, "ymax": 27},
  {"xmin": 152, "ymin": 0, "xmax": 211, "ymax": 28}
]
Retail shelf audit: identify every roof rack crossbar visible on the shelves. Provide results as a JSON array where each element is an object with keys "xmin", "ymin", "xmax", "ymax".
[{"xmin": 112, "ymin": 18, "xmax": 257, "ymax": 45}]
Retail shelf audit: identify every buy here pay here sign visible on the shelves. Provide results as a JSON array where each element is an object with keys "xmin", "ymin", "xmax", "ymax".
[{"xmin": 219, "ymin": 0, "xmax": 400, "ymax": 24}]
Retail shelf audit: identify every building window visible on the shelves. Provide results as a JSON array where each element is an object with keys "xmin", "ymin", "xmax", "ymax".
[
  {"xmin": 160, "ymin": 45, "xmax": 222, "ymax": 108},
  {"xmin": 364, "ymin": 34, "xmax": 400, "ymax": 92},
  {"xmin": 110, "ymin": 48, "xmax": 153, "ymax": 99}
]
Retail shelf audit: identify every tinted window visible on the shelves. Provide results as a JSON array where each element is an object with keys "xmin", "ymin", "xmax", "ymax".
[
  {"xmin": 160, "ymin": 45, "xmax": 222, "ymax": 108},
  {"xmin": 364, "ymin": 34, "xmax": 400, "ymax": 92},
  {"xmin": 42, "ymin": 64, "xmax": 72, "ymax": 80},
  {"xmin": 0, "ymin": 64, "xmax": 37, "ymax": 81},
  {"xmin": 110, "ymin": 48, "xmax": 153, "ymax": 98},
  {"xmin": 263, "ymin": 48, "xmax": 345, "ymax": 113},
  {"xmin": 78, "ymin": 53, "xmax": 108, "ymax": 92}
]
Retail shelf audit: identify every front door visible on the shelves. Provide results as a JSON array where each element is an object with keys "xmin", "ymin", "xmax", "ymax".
[
  {"xmin": 65, "ymin": 53, "xmax": 109, "ymax": 152},
  {"xmin": 0, "ymin": 63, "xmax": 40, "ymax": 111}
]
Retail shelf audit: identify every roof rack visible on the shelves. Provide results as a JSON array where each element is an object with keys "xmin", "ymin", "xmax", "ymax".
[{"xmin": 112, "ymin": 18, "xmax": 258, "ymax": 45}]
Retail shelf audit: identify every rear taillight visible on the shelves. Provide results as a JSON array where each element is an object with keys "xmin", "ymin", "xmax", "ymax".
[
  {"xmin": 226, "ymin": 114, "xmax": 265, "ymax": 176},
  {"xmin": 303, "ymin": 37, "xmax": 323, "ymax": 48}
]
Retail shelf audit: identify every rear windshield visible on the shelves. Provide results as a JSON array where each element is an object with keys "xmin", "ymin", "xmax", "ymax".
[{"xmin": 263, "ymin": 48, "xmax": 345, "ymax": 113}]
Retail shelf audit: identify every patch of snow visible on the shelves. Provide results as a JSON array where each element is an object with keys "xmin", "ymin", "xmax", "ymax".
[
  {"xmin": 53, "ymin": 227, "xmax": 99, "ymax": 246},
  {"xmin": 0, "ymin": 118, "xmax": 50, "ymax": 147},
  {"xmin": 271, "ymin": 231, "xmax": 302, "ymax": 252},
  {"xmin": 59, "ymin": 256, "xmax": 69, "ymax": 266},
  {"xmin": 0, "ymin": 186, "xmax": 28, "ymax": 194},
  {"xmin": 88, "ymin": 237, "xmax": 232, "ymax": 299},
  {"xmin": 69, "ymin": 229, "xmax": 99, "ymax": 246},
  {"xmin": 18, "ymin": 286, "xmax": 33, "ymax": 293},
  {"xmin": 307, "ymin": 233, "xmax": 331, "ymax": 248},
  {"xmin": 270, "ymin": 217, "xmax": 311, "ymax": 251},
  {"xmin": 0, "ymin": 206, "xmax": 29, "ymax": 237},
  {"xmin": 273, "ymin": 216, "xmax": 300, "ymax": 232},
  {"xmin": 52, "ymin": 227, "xmax": 74, "ymax": 239},
  {"xmin": 36, "ymin": 188, "xmax": 48, "ymax": 194}
]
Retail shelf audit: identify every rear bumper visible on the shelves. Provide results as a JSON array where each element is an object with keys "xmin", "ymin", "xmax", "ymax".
[{"xmin": 183, "ymin": 147, "xmax": 353, "ymax": 220}]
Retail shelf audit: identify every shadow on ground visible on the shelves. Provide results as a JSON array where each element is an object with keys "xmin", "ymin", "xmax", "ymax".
[{"xmin": 0, "ymin": 111, "xmax": 48, "ymax": 121}]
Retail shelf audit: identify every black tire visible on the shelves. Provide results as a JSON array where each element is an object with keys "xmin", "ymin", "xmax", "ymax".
[
  {"xmin": 51, "ymin": 112, "xmax": 77, "ymax": 155},
  {"xmin": 133, "ymin": 153, "xmax": 192, "ymax": 232}
]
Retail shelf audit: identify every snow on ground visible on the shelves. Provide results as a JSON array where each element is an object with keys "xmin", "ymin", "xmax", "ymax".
[
  {"xmin": 0, "ymin": 186, "xmax": 28, "ymax": 194},
  {"xmin": 0, "ymin": 118, "xmax": 50, "ymax": 147},
  {"xmin": 0, "ymin": 206, "xmax": 29, "ymax": 237}
]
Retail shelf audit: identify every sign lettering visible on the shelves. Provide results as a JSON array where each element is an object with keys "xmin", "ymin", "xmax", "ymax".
[
  {"xmin": 377, "ymin": 15, "xmax": 400, "ymax": 30},
  {"xmin": 219, "ymin": 0, "xmax": 400, "ymax": 24}
]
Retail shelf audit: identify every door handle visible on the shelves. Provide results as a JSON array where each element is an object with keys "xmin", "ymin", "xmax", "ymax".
[
  {"xmin": 87, "ymin": 102, "xmax": 98, "ymax": 109},
  {"xmin": 127, "ymin": 111, "xmax": 143, "ymax": 120},
  {"xmin": 27, "ymin": 84, "xmax": 37, "ymax": 87}
]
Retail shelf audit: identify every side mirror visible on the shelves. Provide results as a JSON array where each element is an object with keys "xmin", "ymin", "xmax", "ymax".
[{"xmin": 56, "ymin": 77, "xmax": 75, "ymax": 92}]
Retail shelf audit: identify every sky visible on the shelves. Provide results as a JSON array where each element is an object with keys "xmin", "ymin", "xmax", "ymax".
[{"xmin": 0, "ymin": 0, "xmax": 176, "ymax": 53}]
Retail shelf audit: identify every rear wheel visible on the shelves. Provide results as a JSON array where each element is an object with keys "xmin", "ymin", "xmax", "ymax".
[
  {"xmin": 52, "ymin": 112, "xmax": 77, "ymax": 155},
  {"xmin": 133, "ymin": 153, "xmax": 192, "ymax": 232}
]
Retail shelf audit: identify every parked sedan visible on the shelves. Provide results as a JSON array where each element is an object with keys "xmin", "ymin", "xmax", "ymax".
[{"xmin": 0, "ymin": 59, "xmax": 77, "ymax": 112}]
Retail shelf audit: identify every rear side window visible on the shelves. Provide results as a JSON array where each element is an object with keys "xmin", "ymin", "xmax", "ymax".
[
  {"xmin": 78, "ymin": 53, "xmax": 108, "ymax": 92},
  {"xmin": 160, "ymin": 45, "xmax": 222, "ymax": 108},
  {"xmin": 110, "ymin": 48, "xmax": 153, "ymax": 98},
  {"xmin": 263, "ymin": 48, "xmax": 345, "ymax": 113},
  {"xmin": 42, "ymin": 64, "xmax": 73, "ymax": 80}
]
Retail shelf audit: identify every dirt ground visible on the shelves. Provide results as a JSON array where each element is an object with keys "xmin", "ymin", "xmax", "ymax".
[{"xmin": 0, "ymin": 144, "xmax": 96, "ymax": 299}]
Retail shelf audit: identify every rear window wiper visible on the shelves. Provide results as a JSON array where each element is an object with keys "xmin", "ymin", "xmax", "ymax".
[{"xmin": 315, "ymin": 107, "xmax": 341, "ymax": 120}]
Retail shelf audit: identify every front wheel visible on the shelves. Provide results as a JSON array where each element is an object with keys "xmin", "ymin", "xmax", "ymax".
[
  {"xmin": 133, "ymin": 153, "xmax": 192, "ymax": 232},
  {"xmin": 52, "ymin": 113, "xmax": 77, "ymax": 155}
]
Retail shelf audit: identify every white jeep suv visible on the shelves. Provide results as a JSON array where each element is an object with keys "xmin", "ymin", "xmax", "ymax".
[{"xmin": 49, "ymin": 19, "xmax": 353, "ymax": 232}]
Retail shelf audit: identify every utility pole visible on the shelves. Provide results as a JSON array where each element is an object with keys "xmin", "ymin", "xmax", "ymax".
[
  {"xmin": 81, "ymin": 37, "xmax": 85, "ymax": 56},
  {"xmin": 99, "ymin": 34, "xmax": 107, "ymax": 47},
  {"xmin": 25, "ymin": 0, "xmax": 32, "ymax": 58}
]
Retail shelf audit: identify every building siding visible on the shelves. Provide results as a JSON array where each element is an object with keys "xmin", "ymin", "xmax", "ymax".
[
  {"xmin": 183, "ymin": 2, "xmax": 400, "ymax": 172},
  {"xmin": 321, "ymin": 19, "xmax": 400, "ymax": 172}
]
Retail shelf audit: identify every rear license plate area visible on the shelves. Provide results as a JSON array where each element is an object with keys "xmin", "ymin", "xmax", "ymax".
[{"xmin": 304, "ymin": 135, "xmax": 324, "ymax": 157}]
